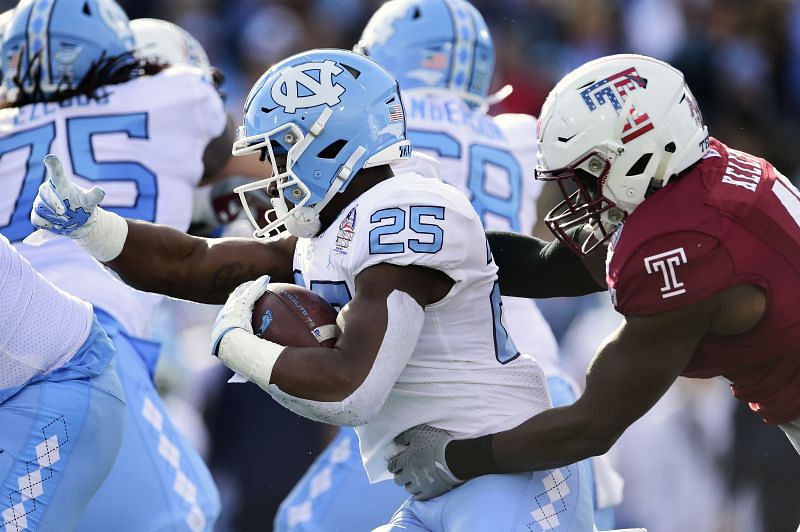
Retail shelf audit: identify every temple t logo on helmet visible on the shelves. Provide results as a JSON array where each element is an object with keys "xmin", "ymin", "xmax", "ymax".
[
  {"xmin": 580, "ymin": 67, "xmax": 654, "ymax": 144},
  {"xmin": 535, "ymin": 54, "xmax": 709, "ymax": 256},
  {"xmin": 271, "ymin": 61, "xmax": 346, "ymax": 114}
]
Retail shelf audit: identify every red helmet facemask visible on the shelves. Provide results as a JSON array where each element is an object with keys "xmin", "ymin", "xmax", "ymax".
[{"xmin": 536, "ymin": 151, "xmax": 625, "ymax": 256}]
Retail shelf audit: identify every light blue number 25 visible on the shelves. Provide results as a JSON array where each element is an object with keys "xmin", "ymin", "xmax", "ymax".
[{"xmin": 369, "ymin": 206, "xmax": 445, "ymax": 255}]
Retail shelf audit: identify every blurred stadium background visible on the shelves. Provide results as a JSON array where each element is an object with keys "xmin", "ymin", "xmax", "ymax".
[{"xmin": 3, "ymin": 0, "xmax": 798, "ymax": 530}]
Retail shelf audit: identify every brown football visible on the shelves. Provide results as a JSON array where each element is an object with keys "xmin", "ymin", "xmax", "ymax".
[{"xmin": 251, "ymin": 283, "xmax": 339, "ymax": 347}]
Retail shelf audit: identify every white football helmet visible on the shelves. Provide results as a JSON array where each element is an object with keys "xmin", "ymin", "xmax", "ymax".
[
  {"xmin": 536, "ymin": 54, "xmax": 708, "ymax": 254},
  {"xmin": 130, "ymin": 18, "xmax": 211, "ymax": 76}
]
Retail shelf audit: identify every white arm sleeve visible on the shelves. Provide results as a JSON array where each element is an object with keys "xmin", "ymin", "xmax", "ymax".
[{"xmin": 267, "ymin": 290, "xmax": 424, "ymax": 426}]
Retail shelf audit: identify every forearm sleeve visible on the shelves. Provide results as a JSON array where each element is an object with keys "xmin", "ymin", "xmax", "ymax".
[{"xmin": 487, "ymin": 230, "xmax": 606, "ymax": 298}]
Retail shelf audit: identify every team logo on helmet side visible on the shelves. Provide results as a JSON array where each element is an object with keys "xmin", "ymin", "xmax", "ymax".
[
  {"xmin": 359, "ymin": 3, "xmax": 406, "ymax": 50},
  {"xmin": 580, "ymin": 66, "xmax": 654, "ymax": 144},
  {"xmin": 271, "ymin": 60, "xmax": 346, "ymax": 114},
  {"xmin": 53, "ymin": 43, "xmax": 82, "ymax": 82}
]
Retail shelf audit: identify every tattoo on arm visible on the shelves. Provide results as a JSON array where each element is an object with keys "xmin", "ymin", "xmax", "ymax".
[{"xmin": 209, "ymin": 261, "xmax": 266, "ymax": 301}]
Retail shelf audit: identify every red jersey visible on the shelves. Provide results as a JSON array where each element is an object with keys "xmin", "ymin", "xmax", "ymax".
[{"xmin": 606, "ymin": 138, "xmax": 800, "ymax": 424}]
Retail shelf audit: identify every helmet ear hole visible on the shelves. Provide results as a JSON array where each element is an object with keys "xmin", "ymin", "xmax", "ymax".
[
  {"xmin": 317, "ymin": 139, "xmax": 347, "ymax": 159},
  {"xmin": 625, "ymin": 153, "xmax": 653, "ymax": 176},
  {"xmin": 83, "ymin": 2, "xmax": 91, "ymax": 15},
  {"xmin": 340, "ymin": 64, "xmax": 361, "ymax": 79}
]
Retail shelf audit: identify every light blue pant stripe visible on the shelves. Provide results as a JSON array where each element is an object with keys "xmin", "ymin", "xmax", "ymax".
[
  {"xmin": 0, "ymin": 362, "xmax": 125, "ymax": 532},
  {"xmin": 76, "ymin": 313, "xmax": 220, "ymax": 532}
]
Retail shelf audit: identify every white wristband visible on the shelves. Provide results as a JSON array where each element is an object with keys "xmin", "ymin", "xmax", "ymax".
[
  {"xmin": 74, "ymin": 207, "xmax": 129, "ymax": 262},
  {"xmin": 218, "ymin": 328, "xmax": 285, "ymax": 391}
]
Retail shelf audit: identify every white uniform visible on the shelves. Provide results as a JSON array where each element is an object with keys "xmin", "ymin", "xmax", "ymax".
[
  {"xmin": 0, "ymin": 235, "xmax": 125, "ymax": 532},
  {"xmin": 404, "ymin": 89, "xmax": 559, "ymax": 375},
  {"xmin": 293, "ymin": 172, "xmax": 551, "ymax": 481},
  {"xmin": 0, "ymin": 66, "xmax": 226, "ymax": 532},
  {"xmin": 0, "ymin": 66, "xmax": 226, "ymax": 337},
  {"xmin": 0, "ymin": 233, "xmax": 91, "ymax": 395}
]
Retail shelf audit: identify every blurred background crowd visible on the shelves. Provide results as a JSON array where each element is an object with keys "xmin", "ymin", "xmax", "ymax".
[{"xmin": 3, "ymin": 0, "xmax": 799, "ymax": 530}]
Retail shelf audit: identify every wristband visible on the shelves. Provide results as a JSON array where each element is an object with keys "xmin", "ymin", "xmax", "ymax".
[
  {"xmin": 217, "ymin": 328, "xmax": 284, "ymax": 391},
  {"xmin": 74, "ymin": 207, "xmax": 129, "ymax": 262},
  {"xmin": 445, "ymin": 433, "xmax": 499, "ymax": 480}
]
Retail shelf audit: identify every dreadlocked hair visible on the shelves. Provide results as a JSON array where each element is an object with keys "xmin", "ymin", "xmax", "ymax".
[{"xmin": 7, "ymin": 48, "xmax": 166, "ymax": 108}]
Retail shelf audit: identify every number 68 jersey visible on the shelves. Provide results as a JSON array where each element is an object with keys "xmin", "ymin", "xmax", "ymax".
[
  {"xmin": 0, "ymin": 67, "xmax": 226, "ymax": 337},
  {"xmin": 293, "ymin": 170, "xmax": 551, "ymax": 481}
]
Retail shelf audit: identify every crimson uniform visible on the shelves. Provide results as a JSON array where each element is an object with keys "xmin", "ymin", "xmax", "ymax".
[{"xmin": 607, "ymin": 137, "xmax": 800, "ymax": 425}]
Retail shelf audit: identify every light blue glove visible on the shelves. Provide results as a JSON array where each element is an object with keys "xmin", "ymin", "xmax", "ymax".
[
  {"xmin": 210, "ymin": 274, "xmax": 271, "ymax": 357},
  {"xmin": 30, "ymin": 154, "xmax": 106, "ymax": 237}
]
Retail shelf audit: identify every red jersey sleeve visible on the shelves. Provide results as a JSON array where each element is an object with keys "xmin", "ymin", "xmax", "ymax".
[{"xmin": 608, "ymin": 231, "xmax": 735, "ymax": 316}]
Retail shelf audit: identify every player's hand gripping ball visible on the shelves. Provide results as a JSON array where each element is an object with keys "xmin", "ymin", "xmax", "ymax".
[{"xmin": 251, "ymin": 283, "xmax": 339, "ymax": 347}]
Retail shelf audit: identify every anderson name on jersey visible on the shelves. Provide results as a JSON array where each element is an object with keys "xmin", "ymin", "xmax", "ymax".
[
  {"xmin": 293, "ymin": 170, "xmax": 550, "ymax": 481},
  {"xmin": 0, "ymin": 66, "xmax": 226, "ymax": 337},
  {"xmin": 607, "ymin": 137, "xmax": 800, "ymax": 424},
  {"xmin": 404, "ymin": 89, "xmax": 559, "ymax": 375}
]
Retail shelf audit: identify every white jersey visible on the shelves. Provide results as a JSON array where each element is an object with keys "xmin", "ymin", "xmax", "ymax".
[
  {"xmin": 404, "ymin": 89, "xmax": 559, "ymax": 374},
  {"xmin": 293, "ymin": 173, "xmax": 551, "ymax": 481},
  {"xmin": 0, "ymin": 66, "xmax": 226, "ymax": 337},
  {"xmin": 0, "ymin": 233, "xmax": 92, "ymax": 391}
]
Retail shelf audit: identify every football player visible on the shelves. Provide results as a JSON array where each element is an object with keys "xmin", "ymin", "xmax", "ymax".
[
  {"xmin": 387, "ymin": 54, "xmax": 800, "ymax": 507},
  {"xmin": 31, "ymin": 48, "xmax": 597, "ymax": 531},
  {"xmin": 276, "ymin": 1, "xmax": 621, "ymax": 530},
  {"xmin": 0, "ymin": 234, "xmax": 124, "ymax": 532},
  {"xmin": 1, "ymin": 1, "xmax": 225, "ymax": 530}
]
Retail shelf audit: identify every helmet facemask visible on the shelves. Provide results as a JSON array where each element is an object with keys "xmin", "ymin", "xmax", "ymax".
[
  {"xmin": 232, "ymin": 108, "xmax": 346, "ymax": 239},
  {"xmin": 538, "ymin": 149, "xmax": 626, "ymax": 255}
]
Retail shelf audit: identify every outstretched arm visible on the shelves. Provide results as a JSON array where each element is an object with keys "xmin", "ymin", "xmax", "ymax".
[
  {"xmin": 466, "ymin": 300, "xmax": 712, "ymax": 475},
  {"xmin": 29, "ymin": 154, "xmax": 295, "ymax": 304},
  {"xmin": 108, "ymin": 220, "xmax": 295, "ymax": 304},
  {"xmin": 391, "ymin": 291, "xmax": 720, "ymax": 499},
  {"xmin": 487, "ymin": 229, "xmax": 607, "ymax": 298}
]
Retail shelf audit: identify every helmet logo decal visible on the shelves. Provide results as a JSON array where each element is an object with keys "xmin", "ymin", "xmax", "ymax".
[
  {"xmin": 53, "ymin": 43, "xmax": 82, "ymax": 82},
  {"xmin": 580, "ymin": 66, "xmax": 654, "ymax": 144},
  {"xmin": 271, "ymin": 60, "xmax": 346, "ymax": 114},
  {"xmin": 359, "ymin": 3, "xmax": 405, "ymax": 50}
]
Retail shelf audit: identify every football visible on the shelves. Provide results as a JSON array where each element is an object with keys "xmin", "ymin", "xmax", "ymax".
[{"xmin": 251, "ymin": 283, "xmax": 339, "ymax": 348}]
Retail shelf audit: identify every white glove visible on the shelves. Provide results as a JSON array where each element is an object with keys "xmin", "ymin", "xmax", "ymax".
[
  {"xmin": 210, "ymin": 275, "xmax": 271, "ymax": 355},
  {"xmin": 388, "ymin": 425, "xmax": 463, "ymax": 500},
  {"xmin": 210, "ymin": 275, "xmax": 286, "ymax": 391},
  {"xmin": 26, "ymin": 154, "xmax": 128, "ymax": 261},
  {"xmin": 31, "ymin": 155, "xmax": 105, "ymax": 238}
]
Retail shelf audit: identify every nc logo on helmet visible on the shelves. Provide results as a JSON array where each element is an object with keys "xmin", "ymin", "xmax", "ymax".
[{"xmin": 271, "ymin": 60, "xmax": 346, "ymax": 114}]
